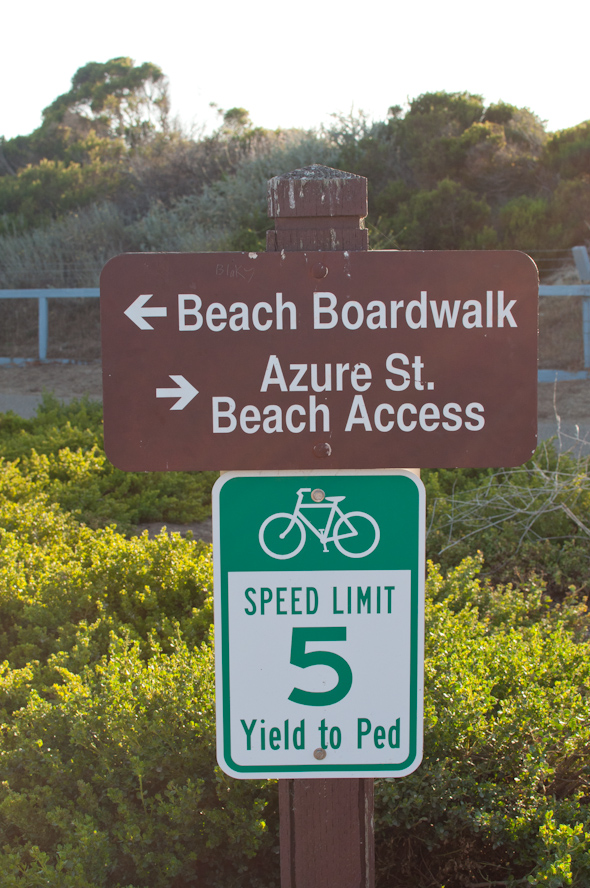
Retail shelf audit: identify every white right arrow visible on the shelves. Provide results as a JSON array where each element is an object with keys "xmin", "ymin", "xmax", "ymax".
[
  {"xmin": 156, "ymin": 375, "xmax": 199, "ymax": 411},
  {"xmin": 125, "ymin": 294, "xmax": 167, "ymax": 330}
]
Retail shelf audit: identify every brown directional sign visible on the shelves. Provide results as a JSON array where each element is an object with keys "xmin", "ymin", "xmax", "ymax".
[{"xmin": 100, "ymin": 249, "xmax": 538, "ymax": 471}]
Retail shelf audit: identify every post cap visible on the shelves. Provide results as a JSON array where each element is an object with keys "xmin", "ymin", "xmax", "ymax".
[{"xmin": 268, "ymin": 165, "xmax": 368, "ymax": 219}]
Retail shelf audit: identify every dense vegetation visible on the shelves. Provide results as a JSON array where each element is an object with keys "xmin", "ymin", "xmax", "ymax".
[
  {"xmin": 0, "ymin": 398, "xmax": 589, "ymax": 886},
  {"xmin": 2, "ymin": 57, "xmax": 590, "ymax": 886},
  {"xmin": 1, "ymin": 57, "xmax": 589, "ymax": 290}
]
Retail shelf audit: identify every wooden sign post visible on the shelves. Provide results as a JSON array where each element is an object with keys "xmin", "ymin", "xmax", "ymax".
[{"xmin": 266, "ymin": 165, "xmax": 375, "ymax": 888}]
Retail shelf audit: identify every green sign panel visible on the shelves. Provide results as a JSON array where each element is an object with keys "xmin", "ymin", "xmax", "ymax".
[{"xmin": 213, "ymin": 470, "xmax": 425, "ymax": 778}]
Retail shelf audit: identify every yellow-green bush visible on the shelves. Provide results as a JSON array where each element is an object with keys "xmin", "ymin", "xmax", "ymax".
[
  {"xmin": 0, "ymin": 407, "xmax": 276, "ymax": 886},
  {"xmin": 0, "ymin": 635, "xmax": 274, "ymax": 888},
  {"xmin": 0, "ymin": 395, "xmax": 217, "ymax": 532},
  {"xmin": 376, "ymin": 558, "xmax": 590, "ymax": 887},
  {"xmin": 2, "ymin": 402, "xmax": 590, "ymax": 886}
]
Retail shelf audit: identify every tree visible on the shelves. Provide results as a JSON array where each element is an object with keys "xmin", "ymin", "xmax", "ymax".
[
  {"xmin": 0, "ymin": 58, "xmax": 175, "ymax": 228},
  {"xmin": 542, "ymin": 121, "xmax": 590, "ymax": 179},
  {"xmin": 392, "ymin": 178, "xmax": 495, "ymax": 250},
  {"xmin": 1, "ymin": 57, "xmax": 171, "ymax": 178},
  {"xmin": 41, "ymin": 57, "xmax": 170, "ymax": 146},
  {"xmin": 394, "ymin": 91, "xmax": 485, "ymax": 187}
]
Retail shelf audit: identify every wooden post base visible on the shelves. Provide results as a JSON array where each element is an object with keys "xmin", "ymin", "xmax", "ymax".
[{"xmin": 279, "ymin": 778, "xmax": 374, "ymax": 888}]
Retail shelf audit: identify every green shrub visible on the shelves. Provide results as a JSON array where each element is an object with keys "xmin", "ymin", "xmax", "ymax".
[
  {"xmin": 542, "ymin": 122, "xmax": 590, "ymax": 179},
  {"xmin": 0, "ymin": 473, "xmax": 214, "ymax": 670},
  {"xmin": 375, "ymin": 557, "xmax": 590, "ymax": 887},
  {"xmin": 0, "ymin": 450, "xmax": 277, "ymax": 886},
  {"xmin": 390, "ymin": 178, "xmax": 495, "ymax": 250},
  {"xmin": 0, "ymin": 634, "xmax": 277, "ymax": 888},
  {"xmin": 0, "ymin": 155, "xmax": 125, "ymax": 231},
  {"xmin": 2, "ymin": 402, "xmax": 590, "ymax": 886}
]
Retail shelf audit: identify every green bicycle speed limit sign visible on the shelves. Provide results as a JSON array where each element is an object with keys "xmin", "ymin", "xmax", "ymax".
[{"xmin": 213, "ymin": 470, "xmax": 425, "ymax": 779}]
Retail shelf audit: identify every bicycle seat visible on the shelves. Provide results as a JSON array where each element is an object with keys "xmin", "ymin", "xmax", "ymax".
[{"xmin": 324, "ymin": 496, "xmax": 346, "ymax": 503}]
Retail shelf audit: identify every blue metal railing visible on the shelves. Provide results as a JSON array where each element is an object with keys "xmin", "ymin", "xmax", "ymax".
[
  {"xmin": 0, "ymin": 288, "xmax": 99, "ymax": 362},
  {"xmin": 0, "ymin": 248, "xmax": 589, "ymax": 376},
  {"xmin": 538, "ymin": 281, "xmax": 590, "ymax": 382}
]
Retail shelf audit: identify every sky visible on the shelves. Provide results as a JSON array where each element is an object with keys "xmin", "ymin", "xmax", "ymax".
[{"xmin": 2, "ymin": 0, "xmax": 588, "ymax": 141}]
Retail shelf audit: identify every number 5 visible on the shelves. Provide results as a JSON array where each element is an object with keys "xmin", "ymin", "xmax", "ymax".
[{"xmin": 288, "ymin": 627, "xmax": 353, "ymax": 706}]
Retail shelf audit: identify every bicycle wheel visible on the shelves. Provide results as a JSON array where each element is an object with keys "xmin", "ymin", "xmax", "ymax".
[
  {"xmin": 333, "ymin": 511, "xmax": 380, "ymax": 558},
  {"xmin": 259, "ymin": 513, "xmax": 305, "ymax": 559}
]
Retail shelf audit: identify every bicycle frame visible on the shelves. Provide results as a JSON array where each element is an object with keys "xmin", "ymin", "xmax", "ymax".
[{"xmin": 282, "ymin": 488, "xmax": 360, "ymax": 552}]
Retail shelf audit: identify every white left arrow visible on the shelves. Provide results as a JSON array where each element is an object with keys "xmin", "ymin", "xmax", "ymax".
[
  {"xmin": 156, "ymin": 375, "xmax": 199, "ymax": 411},
  {"xmin": 124, "ymin": 294, "xmax": 167, "ymax": 330}
]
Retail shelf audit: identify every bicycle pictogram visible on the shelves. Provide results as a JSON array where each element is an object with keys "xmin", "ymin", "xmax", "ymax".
[{"xmin": 259, "ymin": 487, "xmax": 380, "ymax": 560}]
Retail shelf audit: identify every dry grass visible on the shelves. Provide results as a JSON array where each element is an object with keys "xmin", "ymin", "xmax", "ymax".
[
  {"xmin": 538, "ymin": 295, "xmax": 584, "ymax": 370},
  {"xmin": 0, "ymin": 299, "xmax": 101, "ymax": 361},
  {"xmin": 537, "ymin": 256, "xmax": 586, "ymax": 371}
]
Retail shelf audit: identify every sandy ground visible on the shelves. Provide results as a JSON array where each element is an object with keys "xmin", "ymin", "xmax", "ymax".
[{"xmin": 0, "ymin": 361, "xmax": 103, "ymax": 413}]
